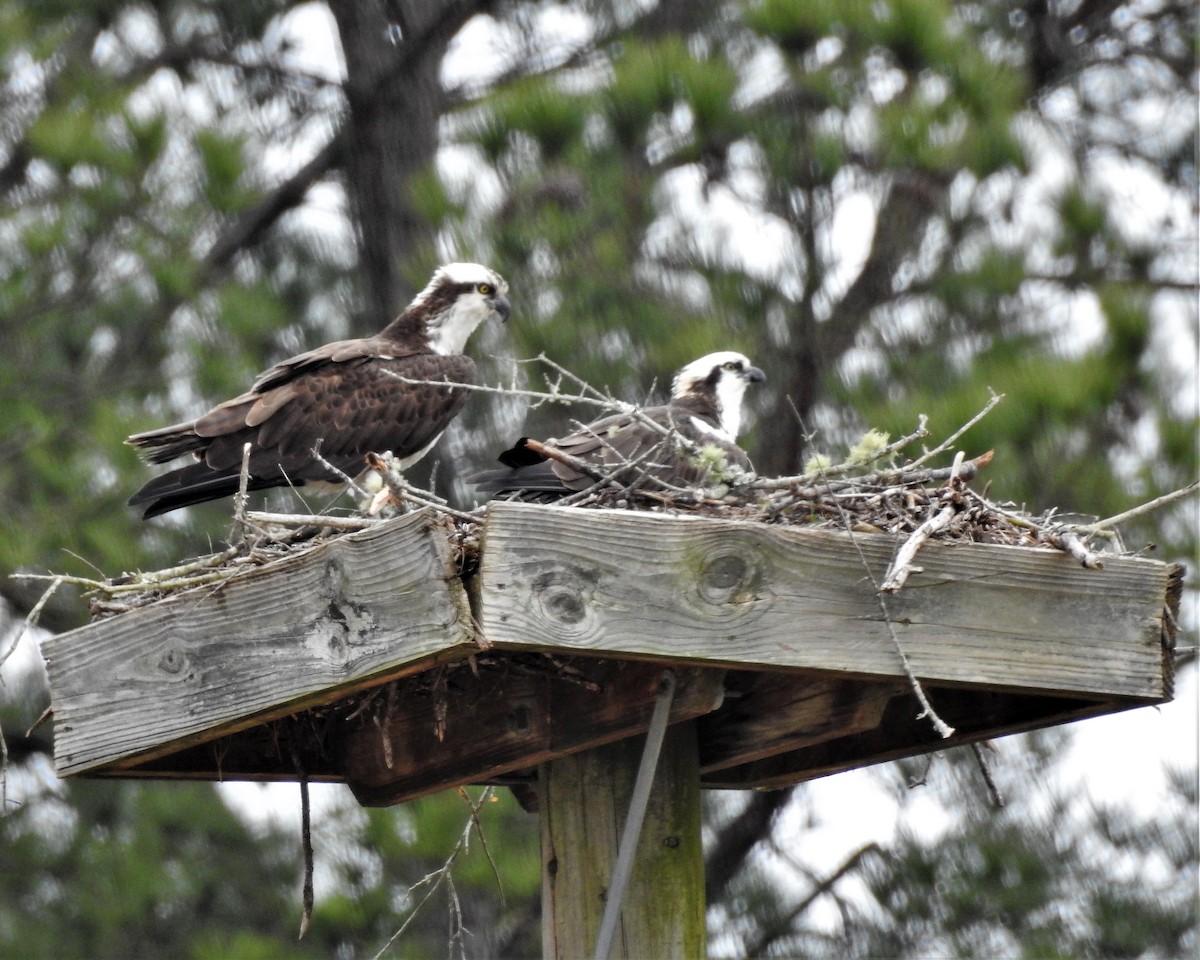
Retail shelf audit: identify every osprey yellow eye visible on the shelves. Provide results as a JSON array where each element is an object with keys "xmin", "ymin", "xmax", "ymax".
[
  {"xmin": 477, "ymin": 282, "xmax": 492, "ymax": 295},
  {"xmin": 723, "ymin": 361, "xmax": 739, "ymax": 371}
]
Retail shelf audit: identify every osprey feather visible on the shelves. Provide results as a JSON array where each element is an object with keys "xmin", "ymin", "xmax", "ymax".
[
  {"xmin": 471, "ymin": 351, "xmax": 764, "ymax": 498},
  {"xmin": 127, "ymin": 263, "xmax": 510, "ymax": 518}
]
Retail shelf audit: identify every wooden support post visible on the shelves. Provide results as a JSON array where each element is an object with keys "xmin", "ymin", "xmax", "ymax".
[{"xmin": 539, "ymin": 722, "xmax": 706, "ymax": 959}]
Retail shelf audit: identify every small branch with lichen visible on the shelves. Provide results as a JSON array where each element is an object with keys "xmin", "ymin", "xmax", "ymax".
[
  {"xmin": 792, "ymin": 417, "xmax": 931, "ymax": 483},
  {"xmin": 364, "ymin": 452, "xmax": 481, "ymax": 523}
]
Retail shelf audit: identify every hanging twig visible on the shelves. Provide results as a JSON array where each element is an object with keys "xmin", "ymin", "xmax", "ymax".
[
  {"xmin": 371, "ymin": 787, "xmax": 495, "ymax": 960},
  {"xmin": 295, "ymin": 762, "xmax": 314, "ymax": 940},
  {"xmin": 797, "ymin": 419, "xmax": 957, "ymax": 740},
  {"xmin": 971, "ymin": 741, "xmax": 1006, "ymax": 808}
]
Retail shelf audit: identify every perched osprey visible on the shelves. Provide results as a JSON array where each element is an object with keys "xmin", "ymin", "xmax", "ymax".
[
  {"xmin": 127, "ymin": 262, "xmax": 510, "ymax": 518},
  {"xmin": 472, "ymin": 351, "xmax": 765, "ymax": 498}
]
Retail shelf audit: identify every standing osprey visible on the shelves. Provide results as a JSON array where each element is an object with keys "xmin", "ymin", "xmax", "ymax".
[
  {"xmin": 128, "ymin": 263, "xmax": 510, "ymax": 518},
  {"xmin": 472, "ymin": 351, "xmax": 765, "ymax": 498}
]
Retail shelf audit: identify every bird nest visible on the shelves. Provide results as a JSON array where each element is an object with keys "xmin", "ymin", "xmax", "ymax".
[
  {"xmin": 62, "ymin": 445, "xmax": 1132, "ymax": 626},
  {"xmin": 23, "ymin": 390, "xmax": 1179, "ymax": 623}
]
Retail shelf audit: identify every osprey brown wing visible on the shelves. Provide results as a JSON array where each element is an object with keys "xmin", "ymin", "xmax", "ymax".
[
  {"xmin": 192, "ymin": 352, "xmax": 475, "ymax": 474},
  {"xmin": 126, "ymin": 352, "xmax": 476, "ymax": 517}
]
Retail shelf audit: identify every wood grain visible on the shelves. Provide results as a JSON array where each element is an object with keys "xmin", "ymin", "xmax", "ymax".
[
  {"xmin": 479, "ymin": 503, "xmax": 1172, "ymax": 701},
  {"xmin": 540, "ymin": 723, "xmax": 705, "ymax": 960},
  {"xmin": 43, "ymin": 511, "xmax": 476, "ymax": 777},
  {"xmin": 340, "ymin": 661, "xmax": 725, "ymax": 806},
  {"xmin": 698, "ymin": 672, "xmax": 898, "ymax": 774}
]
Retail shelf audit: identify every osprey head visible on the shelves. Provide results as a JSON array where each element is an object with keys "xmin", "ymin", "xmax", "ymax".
[
  {"xmin": 411, "ymin": 262, "xmax": 510, "ymax": 355},
  {"xmin": 672, "ymin": 351, "xmax": 766, "ymax": 440}
]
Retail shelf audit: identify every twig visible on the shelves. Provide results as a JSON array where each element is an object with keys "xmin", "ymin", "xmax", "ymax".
[
  {"xmin": 880, "ymin": 453, "xmax": 967, "ymax": 592},
  {"xmin": 971, "ymin": 741, "xmax": 1006, "ymax": 808},
  {"xmin": 371, "ymin": 787, "xmax": 495, "ymax": 960},
  {"xmin": 295, "ymin": 764, "xmax": 314, "ymax": 940},
  {"xmin": 11, "ymin": 572, "xmax": 110, "ymax": 592},
  {"xmin": 245, "ymin": 511, "xmax": 378, "ymax": 531},
  {"xmin": 749, "ymin": 449, "xmax": 992, "ymax": 493},
  {"xmin": 0, "ymin": 576, "xmax": 61, "ymax": 675},
  {"xmin": 1065, "ymin": 481, "xmax": 1199, "ymax": 535},
  {"xmin": 766, "ymin": 416, "xmax": 933, "ymax": 487},
  {"xmin": 520, "ymin": 438, "xmax": 609, "ymax": 485},
  {"xmin": 905, "ymin": 390, "xmax": 1005, "ymax": 470},
  {"xmin": 366, "ymin": 453, "xmax": 482, "ymax": 522},
  {"xmin": 116, "ymin": 548, "xmax": 241, "ymax": 585},
  {"xmin": 1050, "ymin": 530, "xmax": 1104, "ymax": 569},
  {"xmin": 382, "ymin": 370, "xmax": 631, "ymax": 416},
  {"xmin": 878, "ymin": 593, "xmax": 955, "ymax": 738},
  {"xmin": 527, "ymin": 352, "xmax": 612, "ymax": 402},
  {"xmin": 0, "ymin": 575, "xmax": 64, "ymax": 816},
  {"xmin": 879, "ymin": 502, "xmax": 957, "ymax": 591},
  {"xmin": 458, "ymin": 786, "xmax": 505, "ymax": 902},
  {"xmin": 802, "ymin": 425, "xmax": 956, "ymax": 739},
  {"xmin": 231, "ymin": 441, "xmax": 252, "ymax": 544},
  {"xmin": 311, "ymin": 442, "xmax": 369, "ymax": 500}
]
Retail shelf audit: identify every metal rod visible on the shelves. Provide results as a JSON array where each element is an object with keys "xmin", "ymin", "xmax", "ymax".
[{"xmin": 592, "ymin": 669, "xmax": 678, "ymax": 960}]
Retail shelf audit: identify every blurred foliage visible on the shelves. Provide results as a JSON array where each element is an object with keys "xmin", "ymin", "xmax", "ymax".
[
  {"xmin": 0, "ymin": 0, "xmax": 1196, "ymax": 957},
  {"xmin": 0, "ymin": 773, "xmax": 539, "ymax": 959}
]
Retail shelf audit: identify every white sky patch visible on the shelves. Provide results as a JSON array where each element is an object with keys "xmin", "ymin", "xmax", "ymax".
[
  {"xmin": 442, "ymin": 6, "xmax": 594, "ymax": 92},
  {"xmin": 443, "ymin": 14, "xmax": 512, "ymax": 89},
  {"xmin": 1054, "ymin": 668, "xmax": 1198, "ymax": 817},
  {"xmin": 1091, "ymin": 150, "xmax": 1197, "ymax": 260},
  {"xmin": 822, "ymin": 190, "xmax": 875, "ymax": 305},
  {"xmin": 648, "ymin": 165, "xmax": 803, "ymax": 297},
  {"xmin": 437, "ymin": 143, "xmax": 505, "ymax": 218},
  {"xmin": 275, "ymin": 2, "xmax": 346, "ymax": 83}
]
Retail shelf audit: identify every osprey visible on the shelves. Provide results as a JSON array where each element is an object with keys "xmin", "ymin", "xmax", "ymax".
[
  {"xmin": 127, "ymin": 262, "xmax": 510, "ymax": 518},
  {"xmin": 472, "ymin": 351, "xmax": 765, "ymax": 498}
]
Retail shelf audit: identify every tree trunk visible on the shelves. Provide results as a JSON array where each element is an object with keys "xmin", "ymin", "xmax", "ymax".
[{"xmin": 328, "ymin": 0, "xmax": 476, "ymax": 330}]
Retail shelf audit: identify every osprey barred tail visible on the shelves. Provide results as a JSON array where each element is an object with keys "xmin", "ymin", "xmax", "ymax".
[
  {"xmin": 128, "ymin": 263, "xmax": 510, "ymax": 518},
  {"xmin": 472, "ymin": 351, "xmax": 765, "ymax": 499}
]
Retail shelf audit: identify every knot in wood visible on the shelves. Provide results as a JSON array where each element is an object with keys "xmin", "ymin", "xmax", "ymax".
[
  {"xmin": 532, "ymin": 568, "xmax": 596, "ymax": 628},
  {"xmin": 158, "ymin": 646, "xmax": 187, "ymax": 675},
  {"xmin": 506, "ymin": 705, "xmax": 533, "ymax": 734},
  {"xmin": 542, "ymin": 584, "xmax": 586, "ymax": 625},
  {"xmin": 697, "ymin": 549, "xmax": 762, "ymax": 606}
]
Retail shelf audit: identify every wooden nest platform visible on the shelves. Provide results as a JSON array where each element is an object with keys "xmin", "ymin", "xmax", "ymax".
[{"xmin": 41, "ymin": 476, "xmax": 1182, "ymax": 805}]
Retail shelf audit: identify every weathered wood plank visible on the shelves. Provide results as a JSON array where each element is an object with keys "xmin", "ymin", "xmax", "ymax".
[
  {"xmin": 698, "ymin": 672, "xmax": 898, "ymax": 775},
  {"xmin": 541, "ymin": 723, "xmax": 705, "ymax": 960},
  {"xmin": 341, "ymin": 660, "xmax": 725, "ymax": 806},
  {"xmin": 43, "ymin": 511, "xmax": 476, "ymax": 777},
  {"xmin": 702, "ymin": 687, "xmax": 1132, "ymax": 790},
  {"xmin": 479, "ymin": 503, "xmax": 1173, "ymax": 701}
]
